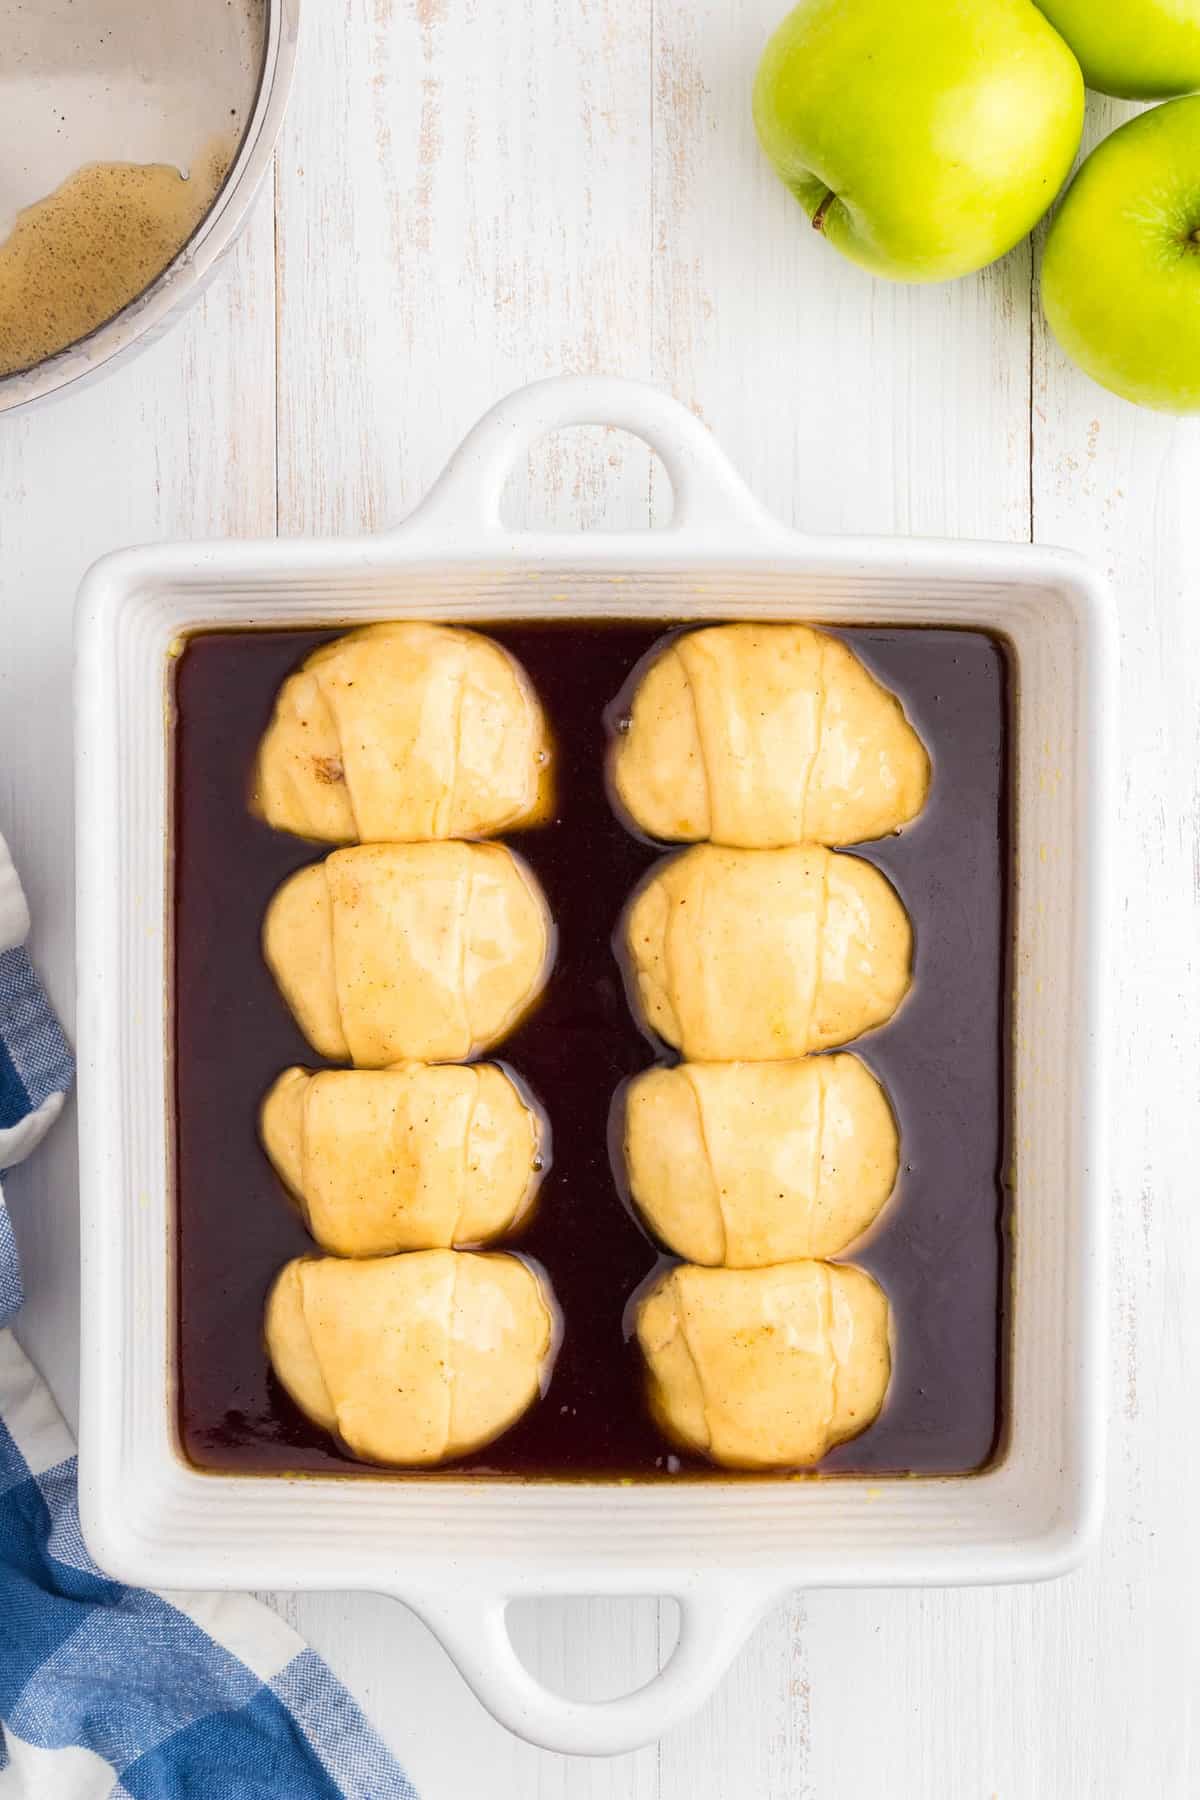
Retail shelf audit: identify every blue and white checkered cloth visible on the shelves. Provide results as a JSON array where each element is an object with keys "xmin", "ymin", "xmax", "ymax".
[
  {"xmin": 0, "ymin": 839, "xmax": 70, "ymax": 1332},
  {"xmin": 0, "ymin": 832, "xmax": 418, "ymax": 1799}
]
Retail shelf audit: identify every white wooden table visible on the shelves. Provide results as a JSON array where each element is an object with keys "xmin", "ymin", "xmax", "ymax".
[{"xmin": 3, "ymin": 5, "xmax": 1198, "ymax": 1795}]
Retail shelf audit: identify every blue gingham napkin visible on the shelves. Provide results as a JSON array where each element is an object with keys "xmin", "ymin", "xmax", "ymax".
[
  {"xmin": 0, "ymin": 843, "xmax": 69, "ymax": 1329},
  {"xmin": 0, "ymin": 832, "xmax": 418, "ymax": 1799}
]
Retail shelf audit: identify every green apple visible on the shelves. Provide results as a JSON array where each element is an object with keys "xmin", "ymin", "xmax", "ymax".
[
  {"xmin": 1042, "ymin": 97, "xmax": 1200, "ymax": 411},
  {"xmin": 1035, "ymin": 1, "xmax": 1200, "ymax": 100},
  {"xmin": 753, "ymin": 0, "xmax": 1085, "ymax": 283}
]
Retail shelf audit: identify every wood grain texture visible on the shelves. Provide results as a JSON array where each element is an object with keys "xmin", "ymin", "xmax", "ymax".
[
  {"xmin": 4, "ymin": 4, "xmax": 1198, "ymax": 1795},
  {"xmin": 274, "ymin": 0, "xmax": 656, "ymax": 537}
]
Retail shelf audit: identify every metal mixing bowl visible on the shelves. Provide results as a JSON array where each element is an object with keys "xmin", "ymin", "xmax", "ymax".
[{"xmin": 0, "ymin": 0, "xmax": 298, "ymax": 414}]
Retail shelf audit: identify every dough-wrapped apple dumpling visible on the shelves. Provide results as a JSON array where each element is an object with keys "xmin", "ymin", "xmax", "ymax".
[
  {"xmin": 623, "ymin": 843, "xmax": 911, "ymax": 1060},
  {"xmin": 636, "ymin": 1260, "xmax": 890, "ymax": 1470},
  {"xmin": 254, "ymin": 622, "xmax": 552, "ymax": 843},
  {"xmin": 624, "ymin": 1055, "xmax": 898, "ymax": 1266},
  {"xmin": 610, "ymin": 623, "xmax": 929, "ymax": 847},
  {"xmin": 261, "ymin": 1062, "xmax": 544, "ymax": 1256},
  {"xmin": 265, "ymin": 1249, "xmax": 556, "ymax": 1466},
  {"xmin": 263, "ymin": 841, "xmax": 552, "ymax": 1065}
]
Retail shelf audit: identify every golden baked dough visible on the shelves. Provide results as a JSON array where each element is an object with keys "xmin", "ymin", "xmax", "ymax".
[
  {"xmin": 624, "ymin": 844, "xmax": 911, "ymax": 1060},
  {"xmin": 624, "ymin": 1055, "xmax": 897, "ymax": 1266},
  {"xmin": 636, "ymin": 1260, "xmax": 890, "ymax": 1469},
  {"xmin": 263, "ymin": 841, "xmax": 552, "ymax": 1064},
  {"xmin": 611, "ymin": 623, "xmax": 929, "ymax": 847},
  {"xmin": 261, "ymin": 1062, "xmax": 544, "ymax": 1256},
  {"xmin": 265, "ymin": 1249, "xmax": 556, "ymax": 1466},
  {"xmin": 253, "ymin": 622, "xmax": 552, "ymax": 843}
]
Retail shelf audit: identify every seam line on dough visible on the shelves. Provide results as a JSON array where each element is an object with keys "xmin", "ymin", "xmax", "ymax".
[
  {"xmin": 808, "ymin": 851, "xmax": 831, "ymax": 1052},
  {"xmin": 441, "ymin": 647, "xmax": 468, "ymax": 840},
  {"xmin": 661, "ymin": 863, "xmax": 688, "ymax": 1053},
  {"xmin": 455, "ymin": 1069, "xmax": 477, "ymax": 1245},
  {"xmin": 639, "ymin": 879, "xmax": 679, "ymax": 1048},
  {"xmin": 687, "ymin": 1066, "xmax": 726, "ymax": 1265},
  {"xmin": 821, "ymin": 1262, "xmax": 838, "ymax": 1443},
  {"xmin": 297, "ymin": 1074, "xmax": 314, "ymax": 1234},
  {"xmin": 809, "ymin": 1059, "xmax": 827, "ymax": 1258},
  {"xmin": 680, "ymin": 642, "xmax": 716, "ymax": 837},
  {"xmin": 388, "ymin": 1071, "xmax": 408, "ymax": 1241},
  {"xmin": 457, "ymin": 848, "xmax": 474, "ymax": 1058},
  {"xmin": 673, "ymin": 1280, "xmax": 714, "ymax": 1456},
  {"xmin": 324, "ymin": 861, "xmax": 352, "ymax": 1062},
  {"xmin": 801, "ymin": 638, "xmax": 828, "ymax": 838},
  {"xmin": 691, "ymin": 855, "xmax": 720, "ymax": 1058}
]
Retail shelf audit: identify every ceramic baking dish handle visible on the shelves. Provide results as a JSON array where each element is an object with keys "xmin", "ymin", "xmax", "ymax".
[
  {"xmin": 406, "ymin": 1576, "xmax": 772, "ymax": 1756},
  {"xmin": 402, "ymin": 373, "xmax": 789, "ymax": 542}
]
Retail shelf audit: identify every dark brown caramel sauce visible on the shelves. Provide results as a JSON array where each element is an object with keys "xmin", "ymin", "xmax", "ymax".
[{"xmin": 173, "ymin": 622, "xmax": 1011, "ymax": 1480}]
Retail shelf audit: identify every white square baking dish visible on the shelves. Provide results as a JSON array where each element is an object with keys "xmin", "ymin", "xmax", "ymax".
[{"xmin": 74, "ymin": 376, "xmax": 1113, "ymax": 1756}]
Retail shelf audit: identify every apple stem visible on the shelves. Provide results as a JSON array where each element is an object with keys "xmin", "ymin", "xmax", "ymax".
[{"xmin": 811, "ymin": 189, "xmax": 835, "ymax": 234}]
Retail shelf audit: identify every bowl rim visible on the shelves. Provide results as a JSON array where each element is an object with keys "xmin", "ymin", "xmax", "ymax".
[{"xmin": 0, "ymin": 0, "xmax": 299, "ymax": 415}]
